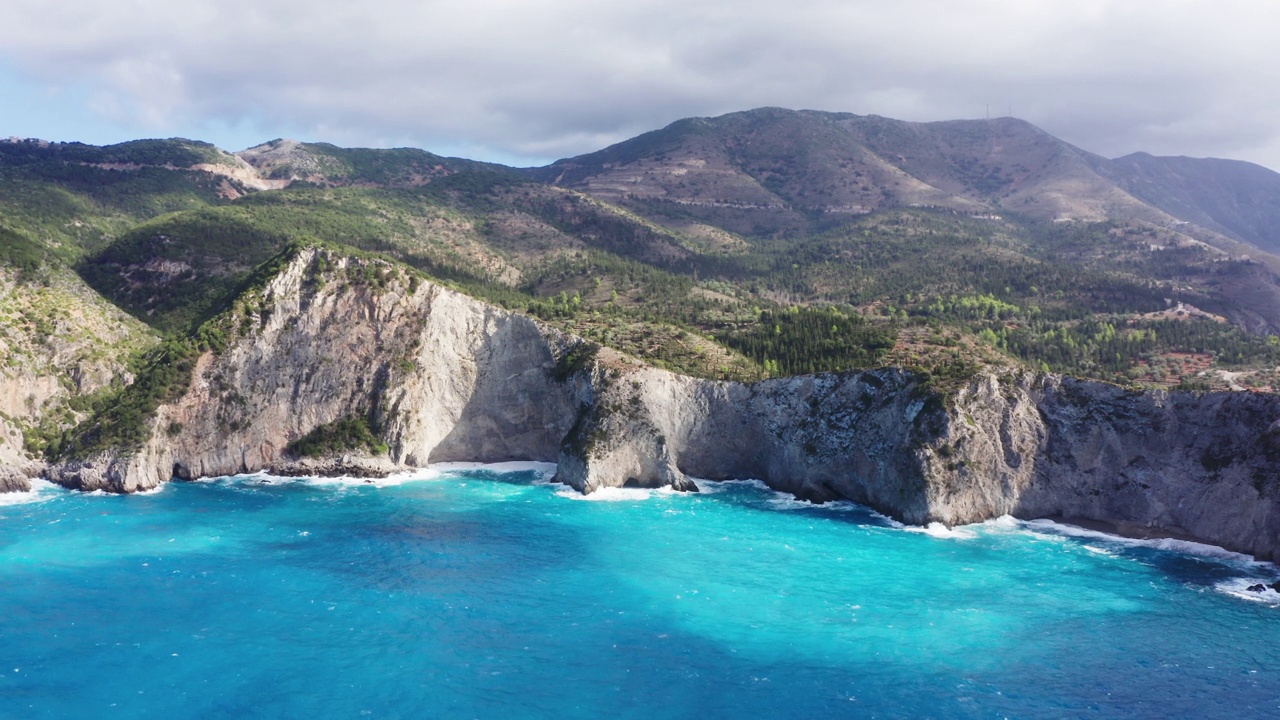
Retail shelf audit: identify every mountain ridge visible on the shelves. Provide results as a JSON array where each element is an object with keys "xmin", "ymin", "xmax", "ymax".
[
  {"xmin": 11, "ymin": 109, "xmax": 1280, "ymax": 258},
  {"xmin": 6, "ymin": 119, "xmax": 1280, "ymax": 560},
  {"xmin": 7, "ymin": 107, "xmax": 1280, "ymax": 479},
  {"xmin": 9, "ymin": 115, "xmax": 1280, "ymax": 378},
  {"xmin": 532, "ymin": 108, "xmax": 1278, "ymax": 251}
]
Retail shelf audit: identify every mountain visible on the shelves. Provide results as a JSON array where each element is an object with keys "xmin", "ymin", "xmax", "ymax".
[
  {"xmin": 521, "ymin": 107, "xmax": 1280, "ymax": 340},
  {"xmin": 6, "ymin": 117, "xmax": 1280, "ymax": 385},
  {"xmin": 235, "ymin": 138, "xmax": 510, "ymax": 188},
  {"xmin": 9, "ymin": 109, "xmax": 1280, "ymax": 491},
  {"xmin": 529, "ymin": 108, "xmax": 1177, "ymax": 237},
  {"xmin": 0, "ymin": 137, "xmax": 249, "ymax": 259},
  {"xmin": 1104, "ymin": 152, "xmax": 1280, "ymax": 255},
  {"xmin": 6, "ymin": 110, "xmax": 1280, "ymax": 561},
  {"xmin": 531, "ymin": 108, "xmax": 1280, "ymax": 261}
]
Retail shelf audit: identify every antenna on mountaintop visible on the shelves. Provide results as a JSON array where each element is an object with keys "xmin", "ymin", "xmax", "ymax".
[{"xmin": 986, "ymin": 104, "xmax": 990, "ymax": 120}]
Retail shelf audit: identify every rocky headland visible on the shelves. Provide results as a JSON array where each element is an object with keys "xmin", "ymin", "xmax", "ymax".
[{"xmin": 26, "ymin": 247, "xmax": 1280, "ymax": 561}]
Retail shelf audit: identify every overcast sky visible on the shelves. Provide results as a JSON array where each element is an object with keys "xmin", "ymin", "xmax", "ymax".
[{"xmin": 2, "ymin": 0, "xmax": 1277, "ymax": 169}]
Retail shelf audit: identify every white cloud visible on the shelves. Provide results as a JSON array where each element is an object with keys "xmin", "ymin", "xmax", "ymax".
[{"xmin": 1, "ymin": 0, "xmax": 1278, "ymax": 168}]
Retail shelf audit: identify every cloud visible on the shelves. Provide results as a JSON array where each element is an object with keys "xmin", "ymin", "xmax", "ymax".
[{"xmin": 1, "ymin": 0, "xmax": 1278, "ymax": 168}]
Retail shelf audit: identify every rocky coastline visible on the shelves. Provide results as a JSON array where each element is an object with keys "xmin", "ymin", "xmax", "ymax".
[{"xmin": 14, "ymin": 248, "xmax": 1280, "ymax": 561}]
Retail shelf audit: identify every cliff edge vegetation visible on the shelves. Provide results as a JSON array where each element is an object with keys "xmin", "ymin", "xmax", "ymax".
[
  {"xmin": 5, "ymin": 117, "xmax": 1280, "ymax": 559},
  {"xmin": 41, "ymin": 245, "xmax": 1280, "ymax": 563}
]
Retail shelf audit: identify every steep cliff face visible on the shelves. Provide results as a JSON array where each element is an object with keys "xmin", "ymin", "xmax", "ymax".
[
  {"xmin": 0, "ymin": 264, "xmax": 154, "ymax": 491},
  {"xmin": 561, "ymin": 362, "xmax": 1280, "ymax": 559},
  {"xmin": 46, "ymin": 247, "xmax": 1280, "ymax": 560},
  {"xmin": 554, "ymin": 361, "xmax": 940, "ymax": 519},
  {"xmin": 947, "ymin": 375, "xmax": 1280, "ymax": 560},
  {"xmin": 52, "ymin": 248, "xmax": 582, "ymax": 493}
]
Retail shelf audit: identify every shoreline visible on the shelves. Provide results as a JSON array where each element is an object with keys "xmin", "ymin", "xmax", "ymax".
[
  {"xmin": 7, "ymin": 464, "xmax": 1273, "ymax": 568},
  {"xmin": 1030, "ymin": 515, "xmax": 1270, "ymax": 566},
  {"xmin": 1041, "ymin": 515, "xmax": 1207, "ymax": 544}
]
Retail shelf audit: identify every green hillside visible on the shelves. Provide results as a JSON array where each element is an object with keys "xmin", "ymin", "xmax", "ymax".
[
  {"xmin": 0, "ymin": 138, "xmax": 240, "ymax": 262},
  {"xmin": 5, "ymin": 119, "xmax": 1280, "ymax": 419}
]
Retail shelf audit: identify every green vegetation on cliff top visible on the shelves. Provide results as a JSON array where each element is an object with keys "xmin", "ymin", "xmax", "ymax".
[{"xmin": 5, "ymin": 132, "xmax": 1280, "ymax": 411}]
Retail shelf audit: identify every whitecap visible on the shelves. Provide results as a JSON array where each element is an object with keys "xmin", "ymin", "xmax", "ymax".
[
  {"xmin": 976, "ymin": 515, "xmax": 1022, "ymax": 532},
  {"xmin": 690, "ymin": 477, "xmax": 773, "ymax": 494},
  {"xmin": 301, "ymin": 467, "xmax": 442, "ymax": 488},
  {"xmin": 691, "ymin": 477, "xmax": 869, "ymax": 515},
  {"xmin": 1023, "ymin": 519, "xmax": 1264, "ymax": 565},
  {"xmin": 1215, "ymin": 578, "xmax": 1280, "ymax": 605},
  {"xmin": 0, "ymin": 478, "xmax": 66, "ymax": 507},
  {"xmin": 196, "ymin": 470, "xmax": 271, "ymax": 486},
  {"xmin": 904, "ymin": 515, "xmax": 1016, "ymax": 539},
  {"xmin": 904, "ymin": 522, "xmax": 978, "ymax": 540},
  {"xmin": 194, "ymin": 469, "xmax": 394, "ymax": 489},
  {"xmin": 197, "ymin": 461, "xmax": 556, "ymax": 490},
  {"xmin": 694, "ymin": 477, "xmax": 911, "ymax": 530},
  {"xmin": 1022, "ymin": 518, "xmax": 1129, "ymax": 541},
  {"xmin": 1145, "ymin": 537, "xmax": 1262, "ymax": 564},
  {"xmin": 865, "ymin": 509, "xmax": 906, "ymax": 529},
  {"xmin": 555, "ymin": 485, "xmax": 680, "ymax": 502},
  {"xmin": 766, "ymin": 494, "xmax": 822, "ymax": 511},
  {"xmin": 764, "ymin": 494, "xmax": 864, "ymax": 514},
  {"xmin": 689, "ymin": 477, "xmax": 730, "ymax": 493},
  {"xmin": 431, "ymin": 461, "xmax": 557, "ymax": 478}
]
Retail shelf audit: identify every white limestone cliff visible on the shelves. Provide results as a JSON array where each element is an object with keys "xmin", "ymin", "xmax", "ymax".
[{"xmin": 45, "ymin": 247, "xmax": 1280, "ymax": 560}]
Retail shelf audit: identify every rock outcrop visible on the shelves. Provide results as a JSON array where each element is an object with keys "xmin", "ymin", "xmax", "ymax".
[
  {"xmin": 51, "ymin": 248, "xmax": 581, "ymax": 492},
  {"xmin": 0, "ymin": 264, "xmax": 153, "ymax": 488},
  {"xmin": 950, "ymin": 375, "xmax": 1280, "ymax": 560},
  {"xmin": 558, "ymin": 361, "xmax": 1280, "ymax": 560},
  {"xmin": 45, "ymin": 247, "xmax": 1280, "ymax": 561}
]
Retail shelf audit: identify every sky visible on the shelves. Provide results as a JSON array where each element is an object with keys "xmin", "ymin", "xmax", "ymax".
[{"xmin": 2, "ymin": 0, "xmax": 1277, "ymax": 169}]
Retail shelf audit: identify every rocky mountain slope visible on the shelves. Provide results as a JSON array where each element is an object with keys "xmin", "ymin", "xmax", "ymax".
[
  {"xmin": 0, "ymin": 259, "xmax": 154, "ymax": 491},
  {"xmin": 47, "ymin": 246, "xmax": 1280, "ymax": 561},
  {"xmin": 23, "ymin": 135, "xmax": 1279, "ymax": 393},
  {"xmin": 530, "ymin": 109, "xmax": 1163, "ymax": 236},
  {"xmin": 11, "ymin": 113, "xmax": 1280, "ymax": 261},
  {"xmin": 1104, "ymin": 152, "xmax": 1280, "ymax": 255},
  {"xmin": 531, "ymin": 108, "xmax": 1280, "ymax": 258},
  {"xmin": 235, "ymin": 139, "xmax": 505, "ymax": 188}
]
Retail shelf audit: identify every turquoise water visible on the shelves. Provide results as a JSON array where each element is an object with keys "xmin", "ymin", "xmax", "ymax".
[{"xmin": 2, "ymin": 466, "xmax": 1278, "ymax": 719}]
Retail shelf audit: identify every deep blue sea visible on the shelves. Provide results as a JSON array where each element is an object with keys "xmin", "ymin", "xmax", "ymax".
[{"xmin": 2, "ymin": 464, "xmax": 1278, "ymax": 719}]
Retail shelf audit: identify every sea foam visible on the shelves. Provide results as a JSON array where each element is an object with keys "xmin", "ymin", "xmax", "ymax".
[
  {"xmin": 432, "ymin": 460, "xmax": 557, "ymax": 478},
  {"xmin": 555, "ymin": 485, "xmax": 682, "ymax": 502},
  {"xmin": 200, "ymin": 461, "xmax": 557, "ymax": 490},
  {"xmin": 690, "ymin": 477, "xmax": 772, "ymax": 494},
  {"xmin": 0, "ymin": 478, "xmax": 65, "ymax": 507},
  {"xmin": 904, "ymin": 522, "xmax": 979, "ymax": 540},
  {"xmin": 692, "ymin": 477, "xmax": 878, "ymax": 517},
  {"xmin": 1023, "ymin": 519, "xmax": 1265, "ymax": 566},
  {"xmin": 1215, "ymin": 578, "xmax": 1280, "ymax": 605}
]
